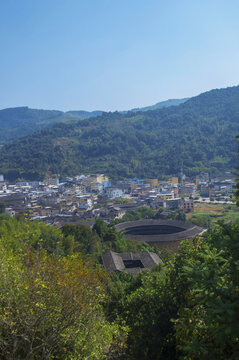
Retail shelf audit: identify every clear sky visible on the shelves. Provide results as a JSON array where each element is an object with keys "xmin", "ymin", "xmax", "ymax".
[{"xmin": 1, "ymin": 0, "xmax": 239, "ymax": 111}]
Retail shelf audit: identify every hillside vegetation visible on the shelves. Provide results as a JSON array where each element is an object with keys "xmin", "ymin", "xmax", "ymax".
[
  {"xmin": 0, "ymin": 98, "xmax": 186, "ymax": 145},
  {"xmin": 0, "ymin": 86, "xmax": 238, "ymax": 180},
  {"xmin": 0, "ymin": 107, "xmax": 103, "ymax": 145},
  {"xmin": 1, "ymin": 211, "xmax": 239, "ymax": 359}
]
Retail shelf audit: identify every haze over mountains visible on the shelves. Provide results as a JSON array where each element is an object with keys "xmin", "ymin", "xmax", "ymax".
[
  {"xmin": 0, "ymin": 86, "xmax": 238, "ymax": 181},
  {"xmin": 0, "ymin": 98, "xmax": 188, "ymax": 145},
  {"xmin": 128, "ymin": 98, "xmax": 188, "ymax": 113}
]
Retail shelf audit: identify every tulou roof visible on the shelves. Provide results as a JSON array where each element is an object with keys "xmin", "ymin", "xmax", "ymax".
[
  {"xmin": 102, "ymin": 251, "xmax": 162, "ymax": 275},
  {"xmin": 115, "ymin": 219, "xmax": 205, "ymax": 243}
]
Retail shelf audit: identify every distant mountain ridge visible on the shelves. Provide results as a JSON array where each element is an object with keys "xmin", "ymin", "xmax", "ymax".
[
  {"xmin": 0, "ymin": 98, "xmax": 189, "ymax": 145},
  {"xmin": 0, "ymin": 85, "xmax": 238, "ymax": 181},
  {"xmin": 0, "ymin": 107, "xmax": 104, "ymax": 145},
  {"xmin": 129, "ymin": 98, "xmax": 189, "ymax": 112}
]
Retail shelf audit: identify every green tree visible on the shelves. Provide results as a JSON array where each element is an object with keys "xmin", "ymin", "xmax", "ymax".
[
  {"xmin": 61, "ymin": 224, "xmax": 100, "ymax": 257},
  {"xmin": 0, "ymin": 243, "xmax": 123, "ymax": 359},
  {"xmin": 0, "ymin": 202, "xmax": 6, "ymax": 214},
  {"xmin": 92, "ymin": 218, "xmax": 108, "ymax": 237},
  {"xmin": 235, "ymin": 136, "xmax": 239, "ymax": 206},
  {"xmin": 106, "ymin": 220, "xmax": 239, "ymax": 360},
  {"xmin": 174, "ymin": 224, "xmax": 239, "ymax": 360},
  {"xmin": 191, "ymin": 214, "xmax": 212, "ymax": 228}
]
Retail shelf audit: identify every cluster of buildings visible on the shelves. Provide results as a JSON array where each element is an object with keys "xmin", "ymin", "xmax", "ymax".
[
  {"xmin": 196, "ymin": 172, "xmax": 235, "ymax": 198},
  {"xmin": 0, "ymin": 171, "xmax": 235, "ymax": 226}
]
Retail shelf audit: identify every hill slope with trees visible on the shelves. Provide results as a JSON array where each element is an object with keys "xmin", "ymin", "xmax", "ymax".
[
  {"xmin": 0, "ymin": 107, "xmax": 103, "ymax": 145},
  {"xmin": 0, "ymin": 85, "xmax": 238, "ymax": 180},
  {"xmin": 0, "ymin": 98, "xmax": 187, "ymax": 145}
]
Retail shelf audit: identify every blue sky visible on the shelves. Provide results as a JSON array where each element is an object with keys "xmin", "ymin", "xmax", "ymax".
[{"xmin": 1, "ymin": 0, "xmax": 239, "ymax": 111}]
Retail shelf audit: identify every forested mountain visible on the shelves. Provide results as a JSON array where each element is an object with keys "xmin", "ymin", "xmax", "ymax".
[
  {"xmin": 0, "ymin": 107, "xmax": 61, "ymax": 144},
  {"xmin": 0, "ymin": 98, "xmax": 187, "ymax": 145},
  {"xmin": 0, "ymin": 107, "xmax": 103, "ymax": 145},
  {"xmin": 0, "ymin": 85, "xmax": 238, "ymax": 181}
]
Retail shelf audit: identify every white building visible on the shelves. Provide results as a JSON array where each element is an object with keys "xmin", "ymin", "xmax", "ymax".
[
  {"xmin": 106, "ymin": 187, "xmax": 123, "ymax": 199},
  {"xmin": 5, "ymin": 208, "xmax": 15, "ymax": 217}
]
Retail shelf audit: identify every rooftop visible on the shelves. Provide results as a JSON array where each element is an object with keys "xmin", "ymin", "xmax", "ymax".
[{"xmin": 102, "ymin": 251, "xmax": 162, "ymax": 275}]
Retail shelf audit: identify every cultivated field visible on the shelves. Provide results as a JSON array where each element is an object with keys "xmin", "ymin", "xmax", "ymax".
[{"xmin": 187, "ymin": 202, "xmax": 239, "ymax": 224}]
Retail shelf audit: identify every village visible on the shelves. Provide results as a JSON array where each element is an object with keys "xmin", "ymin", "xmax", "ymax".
[{"xmin": 0, "ymin": 171, "xmax": 235, "ymax": 226}]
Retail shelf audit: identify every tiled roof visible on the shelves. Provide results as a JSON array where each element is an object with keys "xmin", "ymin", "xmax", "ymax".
[
  {"xmin": 102, "ymin": 251, "xmax": 162, "ymax": 275},
  {"xmin": 115, "ymin": 219, "xmax": 204, "ymax": 243}
]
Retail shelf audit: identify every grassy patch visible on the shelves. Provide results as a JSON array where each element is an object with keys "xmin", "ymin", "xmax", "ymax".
[{"xmin": 187, "ymin": 203, "xmax": 239, "ymax": 223}]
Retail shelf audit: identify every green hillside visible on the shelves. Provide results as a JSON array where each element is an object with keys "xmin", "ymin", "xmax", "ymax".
[
  {"xmin": 0, "ymin": 107, "xmax": 61, "ymax": 144},
  {"xmin": 0, "ymin": 98, "xmax": 187, "ymax": 145},
  {"xmin": 0, "ymin": 86, "xmax": 238, "ymax": 181},
  {"xmin": 0, "ymin": 107, "xmax": 103, "ymax": 145}
]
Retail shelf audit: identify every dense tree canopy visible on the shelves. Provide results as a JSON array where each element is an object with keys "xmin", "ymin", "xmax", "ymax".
[
  {"xmin": 0, "ymin": 100, "xmax": 188, "ymax": 146},
  {"xmin": 0, "ymin": 107, "xmax": 103, "ymax": 145},
  {"xmin": 0, "ymin": 215, "xmax": 127, "ymax": 359},
  {"xmin": 105, "ymin": 222, "xmax": 239, "ymax": 360},
  {"xmin": 0, "ymin": 205, "xmax": 239, "ymax": 359},
  {"xmin": 235, "ymin": 136, "xmax": 239, "ymax": 206}
]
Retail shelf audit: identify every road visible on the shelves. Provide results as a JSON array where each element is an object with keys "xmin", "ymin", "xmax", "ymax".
[{"xmin": 194, "ymin": 197, "xmax": 235, "ymax": 205}]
